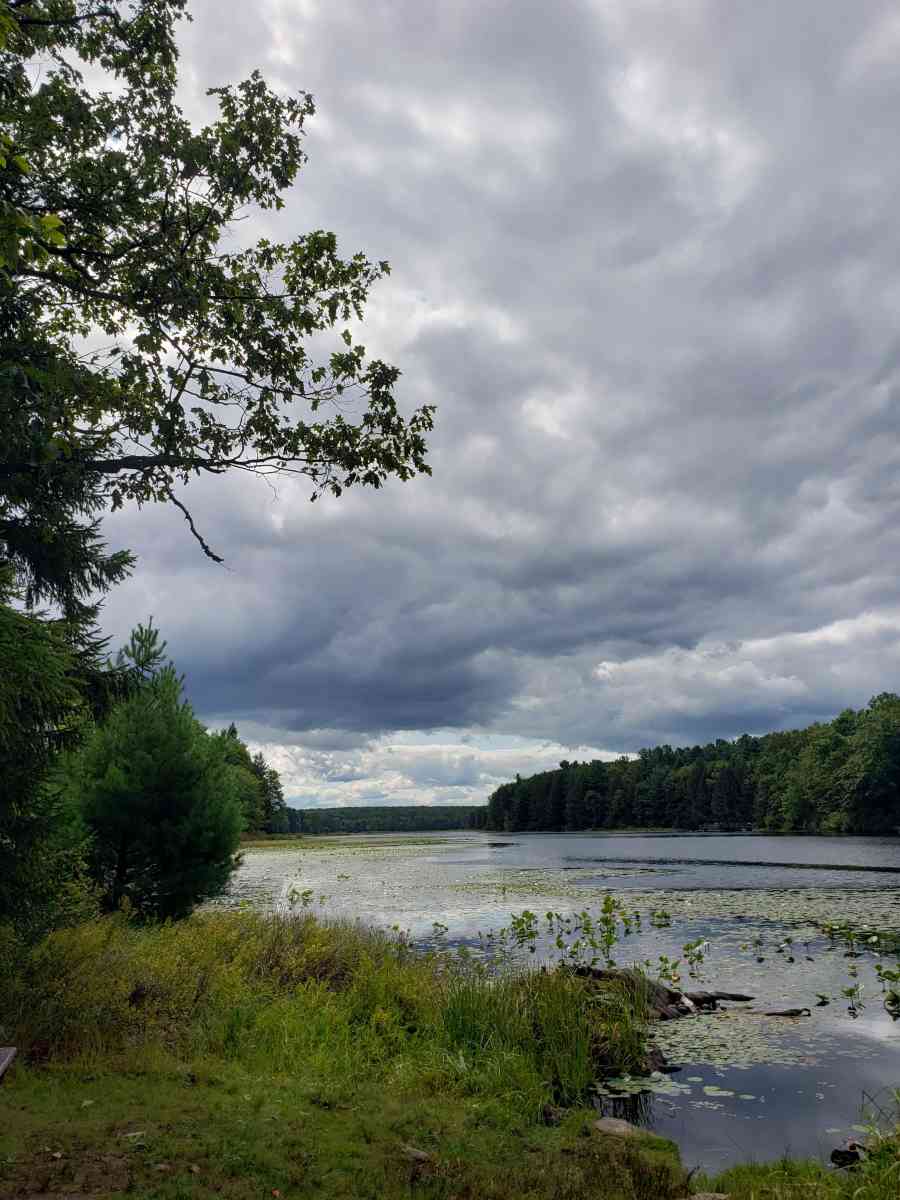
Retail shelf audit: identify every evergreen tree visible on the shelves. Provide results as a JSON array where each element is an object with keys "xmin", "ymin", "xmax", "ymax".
[
  {"xmin": 564, "ymin": 768, "xmax": 589, "ymax": 830},
  {"xmin": 839, "ymin": 694, "xmax": 900, "ymax": 834},
  {"xmin": 66, "ymin": 658, "xmax": 242, "ymax": 919},
  {"xmin": 0, "ymin": 567, "xmax": 98, "ymax": 944},
  {"xmin": 251, "ymin": 750, "xmax": 289, "ymax": 833},
  {"xmin": 546, "ymin": 769, "xmax": 565, "ymax": 830}
]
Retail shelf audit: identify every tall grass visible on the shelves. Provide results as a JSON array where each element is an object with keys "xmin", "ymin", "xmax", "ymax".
[{"xmin": 1, "ymin": 909, "xmax": 650, "ymax": 1116}]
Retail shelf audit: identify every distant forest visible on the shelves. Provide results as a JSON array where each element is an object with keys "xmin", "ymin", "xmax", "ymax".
[
  {"xmin": 287, "ymin": 805, "xmax": 483, "ymax": 835},
  {"xmin": 472, "ymin": 693, "xmax": 900, "ymax": 836}
]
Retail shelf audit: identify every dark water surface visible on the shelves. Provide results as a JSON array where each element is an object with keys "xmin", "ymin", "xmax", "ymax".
[{"xmin": 226, "ymin": 830, "xmax": 900, "ymax": 1170}]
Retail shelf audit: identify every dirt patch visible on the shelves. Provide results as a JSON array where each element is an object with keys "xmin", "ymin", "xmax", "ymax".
[{"xmin": 0, "ymin": 1151, "xmax": 131, "ymax": 1199}]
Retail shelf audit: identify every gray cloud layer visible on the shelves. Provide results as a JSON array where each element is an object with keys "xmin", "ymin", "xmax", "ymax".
[{"xmin": 101, "ymin": 0, "xmax": 900, "ymax": 804}]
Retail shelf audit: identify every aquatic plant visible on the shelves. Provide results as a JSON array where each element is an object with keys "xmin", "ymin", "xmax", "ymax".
[
  {"xmin": 874, "ymin": 962, "xmax": 900, "ymax": 1019},
  {"xmin": 681, "ymin": 937, "xmax": 709, "ymax": 978}
]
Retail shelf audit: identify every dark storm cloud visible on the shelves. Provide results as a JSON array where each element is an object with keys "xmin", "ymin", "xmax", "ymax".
[{"xmin": 100, "ymin": 0, "xmax": 900, "ymax": 800}]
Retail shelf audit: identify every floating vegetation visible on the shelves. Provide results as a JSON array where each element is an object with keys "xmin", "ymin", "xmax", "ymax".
[
  {"xmin": 613, "ymin": 887, "xmax": 900, "ymax": 935},
  {"xmin": 450, "ymin": 867, "xmax": 660, "ymax": 903},
  {"xmin": 594, "ymin": 1071, "xmax": 692, "ymax": 1099},
  {"xmin": 594, "ymin": 1073, "xmax": 761, "ymax": 1107},
  {"xmin": 652, "ymin": 1009, "xmax": 883, "ymax": 1069},
  {"xmin": 243, "ymin": 834, "xmax": 476, "ymax": 855}
]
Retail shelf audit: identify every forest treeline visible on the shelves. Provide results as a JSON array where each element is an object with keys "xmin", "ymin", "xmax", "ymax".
[
  {"xmin": 287, "ymin": 805, "xmax": 482, "ymax": 835},
  {"xmin": 472, "ymin": 693, "xmax": 900, "ymax": 835}
]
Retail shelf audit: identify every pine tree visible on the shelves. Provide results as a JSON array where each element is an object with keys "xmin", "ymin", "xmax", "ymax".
[
  {"xmin": 251, "ymin": 751, "xmax": 288, "ymax": 833},
  {"xmin": 67, "ymin": 663, "xmax": 243, "ymax": 919}
]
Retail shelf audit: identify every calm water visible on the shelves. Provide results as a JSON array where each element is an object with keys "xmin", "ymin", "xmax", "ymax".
[{"xmin": 223, "ymin": 830, "xmax": 900, "ymax": 1171}]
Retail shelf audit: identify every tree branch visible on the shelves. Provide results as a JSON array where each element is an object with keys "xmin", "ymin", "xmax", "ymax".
[
  {"xmin": 10, "ymin": 4, "xmax": 116, "ymax": 29},
  {"xmin": 166, "ymin": 492, "xmax": 224, "ymax": 564}
]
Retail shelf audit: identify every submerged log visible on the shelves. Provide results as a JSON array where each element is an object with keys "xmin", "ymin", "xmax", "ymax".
[{"xmin": 684, "ymin": 990, "xmax": 755, "ymax": 1008}]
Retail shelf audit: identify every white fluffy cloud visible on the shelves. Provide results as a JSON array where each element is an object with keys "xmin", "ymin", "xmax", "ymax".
[{"xmin": 242, "ymin": 732, "xmax": 617, "ymax": 808}]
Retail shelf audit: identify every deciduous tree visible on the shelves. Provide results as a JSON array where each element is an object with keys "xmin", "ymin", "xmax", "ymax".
[{"xmin": 1, "ymin": 0, "xmax": 433, "ymax": 568}]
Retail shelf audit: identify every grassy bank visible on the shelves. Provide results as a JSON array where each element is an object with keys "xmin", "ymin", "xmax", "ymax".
[
  {"xmin": 0, "ymin": 910, "xmax": 681, "ymax": 1200},
  {"xmin": 1, "ymin": 911, "xmax": 897, "ymax": 1199},
  {"xmin": 699, "ymin": 1142, "xmax": 900, "ymax": 1199}
]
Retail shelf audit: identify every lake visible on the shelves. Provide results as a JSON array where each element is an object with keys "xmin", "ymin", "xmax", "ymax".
[{"xmin": 222, "ymin": 830, "xmax": 900, "ymax": 1172}]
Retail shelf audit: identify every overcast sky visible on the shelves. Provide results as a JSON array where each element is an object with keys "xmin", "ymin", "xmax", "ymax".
[{"xmin": 102, "ymin": 0, "xmax": 900, "ymax": 808}]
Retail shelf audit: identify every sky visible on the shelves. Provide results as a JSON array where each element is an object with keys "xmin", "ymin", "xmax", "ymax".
[{"xmin": 101, "ymin": 0, "xmax": 900, "ymax": 809}]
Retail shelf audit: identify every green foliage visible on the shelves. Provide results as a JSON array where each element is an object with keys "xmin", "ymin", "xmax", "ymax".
[
  {"xmin": 1, "ymin": 0, "xmax": 431, "ymax": 951},
  {"xmin": 215, "ymin": 724, "xmax": 289, "ymax": 833},
  {"xmin": 0, "ymin": 566, "xmax": 112, "ymax": 946},
  {"xmin": 297, "ymin": 804, "xmax": 484, "ymax": 834},
  {"xmin": 3, "ymin": 909, "xmax": 652, "ymax": 1116},
  {"xmin": 3, "ymin": 909, "xmax": 893, "ymax": 1199},
  {"xmin": 216, "ymin": 723, "xmax": 263, "ymax": 831},
  {"xmin": 484, "ymin": 695, "xmax": 900, "ymax": 835},
  {"xmin": 64, "ymin": 663, "xmax": 243, "ymax": 919},
  {"xmin": 0, "ymin": 987, "xmax": 685, "ymax": 1200},
  {"xmin": 1, "ymin": 0, "xmax": 433, "ymax": 567}
]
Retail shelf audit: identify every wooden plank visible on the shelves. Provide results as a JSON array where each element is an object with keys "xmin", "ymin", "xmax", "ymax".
[{"xmin": 0, "ymin": 1047, "xmax": 16, "ymax": 1082}]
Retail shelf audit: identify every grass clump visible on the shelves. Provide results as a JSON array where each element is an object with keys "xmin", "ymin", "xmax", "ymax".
[
  {"xmin": 696, "ymin": 1094, "xmax": 900, "ymax": 1200},
  {"xmin": 0, "ymin": 910, "xmax": 679, "ymax": 1200},
  {"xmin": 703, "ymin": 1138, "xmax": 900, "ymax": 1199}
]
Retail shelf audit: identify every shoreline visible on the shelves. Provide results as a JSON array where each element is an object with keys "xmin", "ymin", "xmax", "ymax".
[{"xmin": 1, "ymin": 908, "xmax": 897, "ymax": 1199}]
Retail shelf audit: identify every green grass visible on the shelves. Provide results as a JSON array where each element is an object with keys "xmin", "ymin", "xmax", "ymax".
[
  {"xmin": 701, "ymin": 1143, "xmax": 900, "ymax": 1199},
  {"xmin": 0, "ymin": 1063, "xmax": 687, "ymax": 1200},
  {"xmin": 0, "ymin": 910, "xmax": 682, "ymax": 1200}
]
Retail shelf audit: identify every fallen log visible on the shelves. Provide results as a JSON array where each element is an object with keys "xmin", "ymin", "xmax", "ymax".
[
  {"xmin": 570, "ymin": 966, "xmax": 754, "ymax": 1019},
  {"xmin": 684, "ymin": 990, "xmax": 754, "ymax": 1008}
]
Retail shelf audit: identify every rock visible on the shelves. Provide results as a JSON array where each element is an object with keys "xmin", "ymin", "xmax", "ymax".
[
  {"xmin": 830, "ymin": 1142, "xmax": 866, "ymax": 1168},
  {"xmin": 575, "ymin": 967, "xmax": 683, "ymax": 1013},
  {"xmin": 644, "ymin": 1044, "xmax": 671, "ymax": 1074},
  {"xmin": 592, "ymin": 1117, "xmax": 641, "ymax": 1138},
  {"xmin": 675, "ymin": 1193, "xmax": 730, "ymax": 1199},
  {"xmin": 399, "ymin": 1144, "xmax": 431, "ymax": 1163},
  {"xmin": 831, "ymin": 1148, "xmax": 861, "ymax": 1168}
]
